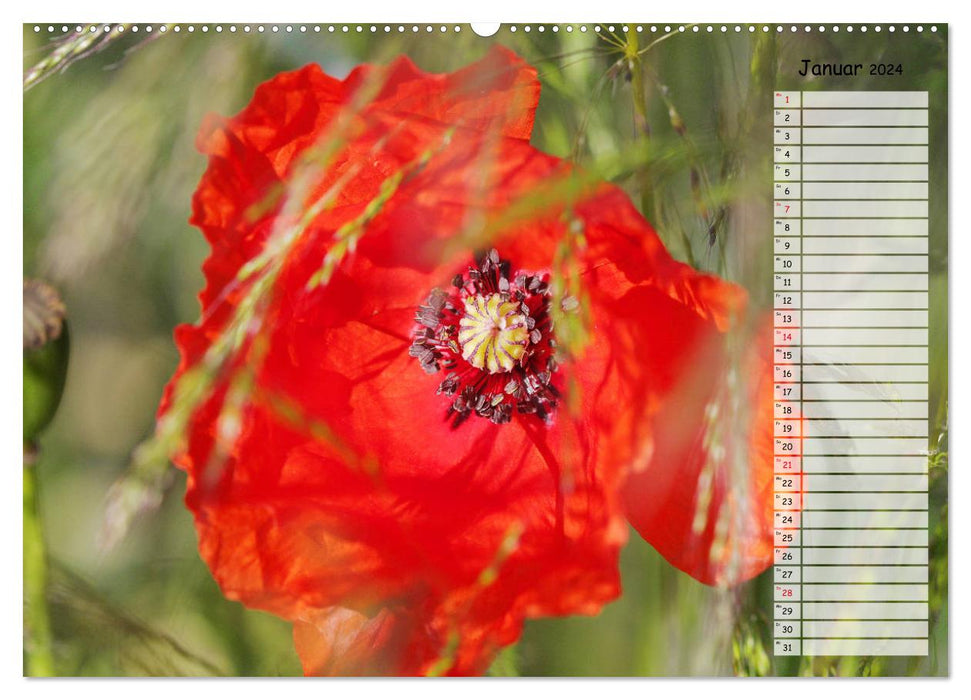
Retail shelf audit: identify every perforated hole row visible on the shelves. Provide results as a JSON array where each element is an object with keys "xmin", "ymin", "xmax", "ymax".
[{"xmin": 31, "ymin": 24, "xmax": 941, "ymax": 35}]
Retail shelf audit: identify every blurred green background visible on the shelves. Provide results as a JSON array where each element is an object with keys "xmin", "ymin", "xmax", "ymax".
[{"xmin": 22, "ymin": 23, "xmax": 948, "ymax": 676}]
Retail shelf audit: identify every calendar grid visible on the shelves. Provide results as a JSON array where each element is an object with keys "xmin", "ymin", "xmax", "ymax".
[{"xmin": 772, "ymin": 90, "xmax": 929, "ymax": 658}]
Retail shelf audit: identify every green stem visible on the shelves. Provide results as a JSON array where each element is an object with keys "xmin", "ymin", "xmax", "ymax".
[
  {"xmin": 24, "ymin": 446, "xmax": 55, "ymax": 676},
  {"xmin": 626, "ymin": 28, "xmax": 657, "ymax": 225}
]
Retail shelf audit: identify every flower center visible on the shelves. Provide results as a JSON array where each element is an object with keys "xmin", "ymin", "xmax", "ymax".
[
  {"xmin": 410, "ymin": 249, "xmax": 559, "ymax": 428},
  {"xmin": 458, "ymin": 294, "xmax": 529, "ymax": 374}
]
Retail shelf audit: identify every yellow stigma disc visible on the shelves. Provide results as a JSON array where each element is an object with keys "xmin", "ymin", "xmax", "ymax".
[{"xmin": 457, "ymin": 294, "xmax": 529, "ymax": 373}]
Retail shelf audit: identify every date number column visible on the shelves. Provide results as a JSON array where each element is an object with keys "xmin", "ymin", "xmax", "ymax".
[{"xmin": 772, "ymin": 90, "xmax": 802, "ymax": 657}]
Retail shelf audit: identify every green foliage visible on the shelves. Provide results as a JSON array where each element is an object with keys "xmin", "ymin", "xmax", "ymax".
[{"xmin": 732, "ymin": 616, "xmax": 771, "ymax": 677}]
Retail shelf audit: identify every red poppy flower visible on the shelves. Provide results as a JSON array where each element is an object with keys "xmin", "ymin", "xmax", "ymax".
[
  {"xmin": 161, "ymin": 46, "xmax": 773, "ymax": 676},
  {"xmin": 622, "ymin": 321, "xmax": 777, "ymax": 586}
]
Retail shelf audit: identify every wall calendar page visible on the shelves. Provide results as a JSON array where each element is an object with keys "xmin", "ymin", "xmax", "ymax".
[{"xmin": 21, "ymin": 19, "xmax": 948, "ymax": 679}]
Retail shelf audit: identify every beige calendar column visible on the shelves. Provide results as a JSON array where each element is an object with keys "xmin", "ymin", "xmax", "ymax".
[{"xmin": 798, "ymin": 91, "xmax": 929, "ymax": 657}]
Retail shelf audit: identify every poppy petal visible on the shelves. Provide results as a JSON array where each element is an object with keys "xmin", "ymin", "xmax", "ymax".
[{"xmin": 621, "ymin": 321, "xmax": 776, "ymax": 586}]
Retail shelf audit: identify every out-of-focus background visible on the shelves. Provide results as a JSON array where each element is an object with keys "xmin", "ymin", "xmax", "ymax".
[{"xmin": 23, "ymin": 23, "xmax": 947, "ymax": 676}]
